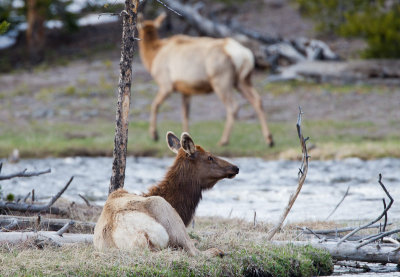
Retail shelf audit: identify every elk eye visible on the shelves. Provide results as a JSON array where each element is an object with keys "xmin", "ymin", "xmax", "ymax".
[{"xmin": 208, "ymin": 156, "xmax": 214, "ymax": 161}]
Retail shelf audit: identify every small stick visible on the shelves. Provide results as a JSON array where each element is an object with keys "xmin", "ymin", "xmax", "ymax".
[
  {"xmin": 302, "ymin": 227, "xmax": 322, "ymax": 239},
  {"xmin": 46, "ymin": 177, "xmax": 74, "ymax": 209},
  {"xmin": 357, "ymin": 228, "xmax": 400, "ymax": 249},
  {"xmin": 56, "ymin": 220, "xmax": 75, "ymax": 237},
  {"xmin": 0, "ymin": 168, "xmax": 51, "ymax": 181},
  {"xmin": 23, "ymin": 192, "xmax": 31, "ymax": 203},
  {"xmin": 337, "ymin": 174, "xmax": 393, "ymax": 245},
  {"xmin": 78, "ymin": 194, "xmax": 91, "ymax": 207},
  {"xmin": 326, "ymin": 186, "xmax": 350, "ymax": 220},
  {"xmin": 0, "ymin": 162, "xmax": 2, "ymax": 174},
  {"xmin": 155, "ymin": 0, "xmax": 182, "ymax": 16},
  {"xmin": 32, "ymin": 189, "xmax": 35, "ymax": 203},
  {"xmin": 253, "ymin": 210, "xmax": 257, "ymax": 227},
  {"xmin": 382, "ymin": 198, "xmax": 388, "ymax": 233}
]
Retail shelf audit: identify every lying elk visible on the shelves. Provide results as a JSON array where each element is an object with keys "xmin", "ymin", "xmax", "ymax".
[
  {"xmin": 94, "ymin": 132, "xmax": 239, "ymax": 256},
  {"xmin": 137, "ymin": 13, "xmax": 274, "ymax": 147}
]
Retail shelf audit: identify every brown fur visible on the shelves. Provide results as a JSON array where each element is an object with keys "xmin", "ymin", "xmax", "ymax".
[{"xmin": 137, "ymin": 13, "xmax": 274, "ymax": 146}]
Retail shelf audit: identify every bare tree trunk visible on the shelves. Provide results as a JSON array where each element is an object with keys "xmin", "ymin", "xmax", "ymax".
[
  {"xmin": 109, "ymin": 0, "xmax": 140, "ymax": 195},
  {"xmin": 26, "ymin": 0, "xmax": 46, "ymax": 64}
]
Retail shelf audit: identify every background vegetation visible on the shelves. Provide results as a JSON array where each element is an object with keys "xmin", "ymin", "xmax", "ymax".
[{"xmin": 294, "ymin": 0, "xmax": 400, "ymax": 58}]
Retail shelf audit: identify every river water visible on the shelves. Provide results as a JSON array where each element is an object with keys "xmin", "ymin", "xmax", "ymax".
[{"xmin": 1, "ymin": 157, "xmax": 399, "ymax": 223}]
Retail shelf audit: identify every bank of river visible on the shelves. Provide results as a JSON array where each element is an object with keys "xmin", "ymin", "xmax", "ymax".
[{"xmin": 1, "ymin": 157, "xmax": 399, "ymax": 223}]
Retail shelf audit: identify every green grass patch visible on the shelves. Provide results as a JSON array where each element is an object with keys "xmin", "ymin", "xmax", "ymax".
[{"xmin": 0, "ymin": 119, "xmax": 399, "ymax": 159}]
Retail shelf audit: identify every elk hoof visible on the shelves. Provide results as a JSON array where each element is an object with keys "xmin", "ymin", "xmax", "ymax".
[
  {"xmin": 268, "ymin": 135, "xmax": 274, "ymax": 148},
  {"xmin": 204, "ymin": 248, "xmax": 225, "ymax": 258},
  {"xmin": 150, "ymin": 130, "xmax": 159, "ymax": 141}
]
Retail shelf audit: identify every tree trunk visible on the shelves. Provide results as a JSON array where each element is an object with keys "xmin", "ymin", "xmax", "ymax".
[
  {"xmin": 109, "ymin": 0, "xmax": 140, "ymax": 195},
  {"xmin": 26, "ymin": 0, "xmax": 46, "ymax": 64}
]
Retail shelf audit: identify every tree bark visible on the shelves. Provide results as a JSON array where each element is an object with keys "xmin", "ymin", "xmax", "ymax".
[
  {"xmin": 109, "ymin": 0, "xmax": 140, "ymax": 195},
  {"xmin": 26, "ymin": 0, "xmax": 47, "ymax": 64}
]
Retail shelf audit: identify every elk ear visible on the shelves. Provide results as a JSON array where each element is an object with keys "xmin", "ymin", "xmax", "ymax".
[
  {"xmin": 137, "ymin": 13, "xmax": 143, "ymax": 29},
  {"xmin": 181, "ymin": 132, "xmax": 196, "ymax": 155},
  {"xmin": 154, "ymin": 12, "xmax": 167, "ymax": 28},
  {"xmin": 166, "ymin": 131, "xmax": 181, "ymax": 154}
]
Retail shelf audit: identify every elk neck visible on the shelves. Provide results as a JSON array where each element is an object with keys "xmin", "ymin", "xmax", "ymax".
[
  {"xmin": 144, "ymin": 150, "xmax": 210, "ymax": 226},
  {"xmin": 138, "ymin": 28, "xmax": 164, "ymax": 72}
]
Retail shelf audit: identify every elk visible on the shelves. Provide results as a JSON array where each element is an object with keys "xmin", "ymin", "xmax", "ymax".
[
  {"xmin": 137, "ymin": 13, "xmax": 274, "ymax": 147},
  {"xmin": 94, "ymin": 132, "xmax": 239, "ymax": 256}
]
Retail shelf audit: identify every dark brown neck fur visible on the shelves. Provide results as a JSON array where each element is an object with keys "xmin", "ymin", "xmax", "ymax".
[{"xmin": 143, "ymin": 150, "xmax": 203, "ymax": 226}]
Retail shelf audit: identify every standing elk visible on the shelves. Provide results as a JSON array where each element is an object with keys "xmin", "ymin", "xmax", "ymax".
[
  {"xmin": 94, "ymin": 132, "xmax": 239, "ymax": 256},
  {"xmin": 137, "ymin": 13, "xmax": 274, "ymax": 147}
]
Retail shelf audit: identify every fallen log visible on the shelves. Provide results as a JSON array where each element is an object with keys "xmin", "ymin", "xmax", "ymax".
[
  {"xmin": 0, "ymin": 231, "xmax": 93, "ymax": 245},
  {"xmin": 273, "ymin": 240, "xmax": 400, "ymax": 264},
  {"xmin": 0, "ymin": 176, "xmax": 73, "ymax": 215},
  {"xmin": 0, "ymin": 215, "xmax": 96, "ymax": 233},
  {"xmin": 300, "ymin": 223, "xmax": 392, "ymax": 235},
  {"xmin": 161, "ymin": 0, "xmax": 339, "ymax": 67}
]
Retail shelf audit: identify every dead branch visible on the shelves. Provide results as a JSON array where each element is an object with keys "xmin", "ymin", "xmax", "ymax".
[
  {"xmin": 78, "ymin": 194, "xmax": 91, "ymax": 207},
  {"xmin": 0, "ymin": 177, "xmax": 74, "ymax": 215},
  {"xmin": 0, "ymin": 231, "xmax": 93, "ymax": 245},
  {"xmin": 357, "ymin": 229, "xmax": 400, "ymax": 249},
  {"xmin": 109, "ymin": 0, "xmax": 140, "ymax": 194},
  {"xmin": 0, "ymin": 215, "xmax": 95, "ymax": 232},
  {"xmin": 299, "ymin": 223, "xmax": 392, "ymax": 235},
  {"xmin": 23, "ymin": 192, "xmax": 31, "ymax": 203},
  {"xmin": 0, "ymin": 164, "xmax": 51, "ymax": 181},
  {"xmin": 326, "ymin": 186, "xmax": 350, "ymax": 220},
  {"xmin": 56, "ymin": 220, "xmax": 75, "ymax": 236},
  {"xmin": 267, "ymin": 107, "xmax": 309, "ymax": 240},
  {"xmin": 273, "ymin": 240, "xmax": 400, "ymax": 264},
  {"xmin": 337, "ymin": 174, "xmax": 393, "ymax": 245}
]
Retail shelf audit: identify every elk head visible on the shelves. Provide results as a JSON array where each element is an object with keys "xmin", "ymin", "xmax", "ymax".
[
  {"xmin": 166, "ymin": 132, "xmax": 239, "ymax": 189},
  {"xmin": 137, "ymin": 12, "xmax": 166, "ymax": 39}
]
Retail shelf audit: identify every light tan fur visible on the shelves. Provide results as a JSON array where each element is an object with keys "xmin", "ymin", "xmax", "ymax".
[
  {"xmin": 94, "ymin": 132, "xmax": 238, "ymax": 256},
  {"xmin": 137, "ymin": 13, "xmax": 274, "ymax": 146}
]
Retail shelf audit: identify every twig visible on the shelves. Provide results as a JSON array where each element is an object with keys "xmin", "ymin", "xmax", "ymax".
[
  {"xmin": 382, "ymin": 198, "xmax": 388, "ymax": 233},
  {"xmin": 326, "ymin": 186, "xmax": 350, "ymax": 220},
  {"xmin": 155, "ymin": 0, "xmax": 182, "ymax": 16},
  {"xmin": 0, "ymin": 168, "xmax": 51, "ymax": 181},
  {"xmin": 253, "ymin": 210, "xmax": 257, "ymax": 227},
  {"xmin": 301, "ymin": 227, "xmax": 322, "ymax": 239},
  {"xmin": 46, "ymin": 176, "xmax": 74, "ymax": 208},
  {"xmin": 56, "ymin": 221, "xmax": 75, "ymax": 237},
  {"xmin": 357, "ymin": 228, "xmax": 400, "ymax": 249},
  {"xmin": 299, "ymin": 223, "xmax": 391, "ymax": 235},
  {"xmin": 337, "ymin": 174, "xmax": 393, "ymax": 245},
  {"xmin": 267, "ymin": 107, "xmax": 309, "ymax": 240},
  {"xmin": 0, "ymin": 163, "xmax": 2, "ymax": 174},
  {"xmin": 32, "ymin": 189, "xmax": 35, "ymax": 203},
  {"xmin": 23, "ymin": 192, "xmax": 31, "ymax": 203},
  {"xmin": 78, "ymin": 194, "xmax": 91, "ymax": 207}
]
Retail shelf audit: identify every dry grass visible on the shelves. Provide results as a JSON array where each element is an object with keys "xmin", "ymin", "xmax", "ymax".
[{"xmin": 0, "ymin": 216, "xmax": 335, "ymax": 276}]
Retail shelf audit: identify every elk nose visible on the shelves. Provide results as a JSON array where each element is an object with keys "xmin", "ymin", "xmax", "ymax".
[{"xmin": 233, "ymin": 166, "xmax": 239, "ymax": 174}]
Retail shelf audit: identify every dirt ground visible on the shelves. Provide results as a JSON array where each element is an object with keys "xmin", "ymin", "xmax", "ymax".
[{"xmin": 1, "ymin": 57, "xmax": 399, "ymax": 136}]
